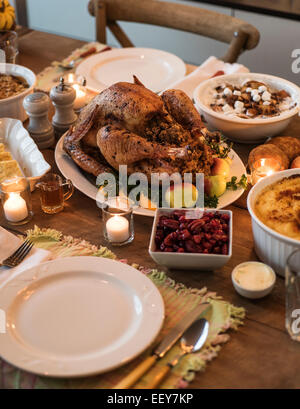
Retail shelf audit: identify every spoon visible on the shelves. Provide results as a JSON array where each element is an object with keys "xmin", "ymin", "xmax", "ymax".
[{"xmin": 147, "ymin": 318, "xmax": 209, "ymax": 388}]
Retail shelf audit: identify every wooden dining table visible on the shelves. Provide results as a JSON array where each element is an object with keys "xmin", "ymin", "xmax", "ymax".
[{"xmin": 3, "ymin": 29, "xmax": 300, "ymax": 389}]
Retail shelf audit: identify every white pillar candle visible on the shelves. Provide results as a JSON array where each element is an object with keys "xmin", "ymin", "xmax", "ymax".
[
  {"xmin": 72, "ymin": 84, "xmax": 87, "ymax": 110},
  {"xmin": 3, "ymin": 193, "xmax": 28, "ymax": 222},
  {"xmin": 106, "ymin": 215, "xmax": 129, "ymax": 243}
]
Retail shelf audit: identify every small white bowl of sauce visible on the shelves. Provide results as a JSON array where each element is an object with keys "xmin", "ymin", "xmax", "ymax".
[{"xmin": 232, "ymin": 261, "xmax": 276, "ymax": 299}]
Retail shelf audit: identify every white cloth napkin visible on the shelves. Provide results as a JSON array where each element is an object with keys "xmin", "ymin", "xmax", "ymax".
[
  {"xmin": 166, "ymin": 56, "xmax": 249, "ymax": 99},
  {"xmin": 0, "ymin": 227, "xmax": 52, "ymax": 287}
]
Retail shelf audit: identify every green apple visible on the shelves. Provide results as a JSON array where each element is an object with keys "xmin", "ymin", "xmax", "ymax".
[
  {"xmin": 204, "ymin": 175, "xmax": 227, "ymax": 197},
  {"xmin": 165, "ymin": 183, "xmax": 198, "ymax": 208}
]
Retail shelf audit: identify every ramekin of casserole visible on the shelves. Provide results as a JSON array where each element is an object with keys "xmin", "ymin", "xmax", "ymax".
[{"xmin": 247, "ymin": 168, "xmax": 300, "ymax": 277}]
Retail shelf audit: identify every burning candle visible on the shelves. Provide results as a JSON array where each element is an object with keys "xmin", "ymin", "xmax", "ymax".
[
  {"xmin": 3, "ymin": 192, "xmax": 28, "ymax": 222},
  {"xmin": 250, "ymin": 158, "xmax": 281, "ymax": 185},
  {"xmin": 72, "ymin": 83, "xmax": 87, "ymax": 111},
  {"xmin": 106, "ymin": 215, "xmax": 130, "ymax": 243}
]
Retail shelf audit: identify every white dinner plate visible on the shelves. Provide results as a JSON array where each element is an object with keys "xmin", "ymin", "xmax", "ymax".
[
  {"xmin": 55, "ymin": 135, "xmax": 246, "ymax": 216},
  {"xmin": 0, "ymin": 257, "xmax": 164, "ymax": 377},
  {"xmin": 75, "ymin": 47, "xmax": 186, "ymax": 93}
]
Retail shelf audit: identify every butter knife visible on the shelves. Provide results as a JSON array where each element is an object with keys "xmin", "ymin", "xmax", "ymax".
[{"xmin": 113, "ymin": 302, "xmax": 211, "ymax": 389}]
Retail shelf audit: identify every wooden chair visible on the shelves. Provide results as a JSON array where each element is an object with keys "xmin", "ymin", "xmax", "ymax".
[{"xmin": 88, "ymin": 0, "xmax": 259, "ymax": 63}]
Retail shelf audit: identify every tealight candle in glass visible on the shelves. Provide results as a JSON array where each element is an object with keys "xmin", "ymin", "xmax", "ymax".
[
  {"xmin": 102, "ymin": 197, "xmax": 134, "ymax": 246},
  {"xmin": 249, "ymin": 158, "xmax": 281, "ymax": 185},
  {"xmin": 0, "ymin": 177, "xmax": 33, "ymax": 225},
  {"xmin": 63, "ymin": 73, "xmax": 88, "ymax": 113}
]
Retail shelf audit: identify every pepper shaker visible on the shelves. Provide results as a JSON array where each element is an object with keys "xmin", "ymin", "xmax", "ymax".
[
  {"xmin": 23, "ymin": 92, "xmax": 55, "ymax": 149},
  {"xmin": 50, "ymin": 78, "xmax": 77, "ymax": 138}
]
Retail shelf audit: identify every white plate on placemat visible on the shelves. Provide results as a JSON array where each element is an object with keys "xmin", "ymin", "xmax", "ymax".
[
  {"xmin": 75, "ymin": 47, "xmax": 186, "ymax": 93},
  {"xmin": 0, "ymin": 257, "xmax": 164, "ymax": 377},
  {"xmin": 55, "ymin": 135, "xmax": 246, "ymax": 216}
]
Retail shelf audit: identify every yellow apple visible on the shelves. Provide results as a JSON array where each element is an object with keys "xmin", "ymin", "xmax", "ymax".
[
  {"xmin": 165, "ymin": 183, "xmax": 198, "ymax": 208},
  {"xmin": 211, "ymin": 157, "xmax": 230, "ymax": 177},
  {"xmin": 140, "ymin": 192, "xmax": 157, "ymax": 210}
]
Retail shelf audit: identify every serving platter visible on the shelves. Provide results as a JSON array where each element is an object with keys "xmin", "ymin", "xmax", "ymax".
[
  {"xmin": 75, "ymin": 47, "xmax": 186, "ymax": 93},
  {"xmin": 0, "ymin": 256, "xmax": 164, "ymax": 377},
  {"xmin": 55, "ymin": 135, "xmax": 246, "ymax": 216}
]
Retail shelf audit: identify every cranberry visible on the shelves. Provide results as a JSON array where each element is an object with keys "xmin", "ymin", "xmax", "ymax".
[
  {"xmin": 222, "ymin": 243, "xmax": 228, "ymax": 255},
  {"xmin": 185, "ymin": 240, "xmax": 202, "ymax": 253},
  {"xmin": 193, "ymin": 234, "xmax": 202, "ymax": 244},
  {"xmin": 178, "ymin": 229, "xmax": 191, "ymax": 240},
  {"xmin": 221, "ymin": 214, "xmax": 230, "ymax": 221},
  {"xmin": 203, "ymin": 241, "xmax": 212, "ymax": 250}
]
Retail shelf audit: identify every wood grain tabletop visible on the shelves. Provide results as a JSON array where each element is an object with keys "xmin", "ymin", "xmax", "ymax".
[{"xmin": 3, "ymin": 30, "xmax": 300, "ymax": 389}]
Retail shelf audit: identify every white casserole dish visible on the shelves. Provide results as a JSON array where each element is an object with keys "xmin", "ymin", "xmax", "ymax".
[
  {"xmin": 247, "ymin": 168, "xmax": 300, "ymax": 277},
  {"xmin": 194, "ymin": 73, "xmax": 300, "ymax": 144},
  {"xmin": 149, "ymin": 208, "xmax": 232, "ymax": 270},
  {"xmin": 0, "ymin": 63, "xmax": 36, "ymax": 122},
  {"xmin": 0, "ymin": 118, "xmax": 51, "ymax": 190}
]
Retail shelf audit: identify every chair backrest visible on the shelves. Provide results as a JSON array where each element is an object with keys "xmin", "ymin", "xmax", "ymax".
[
  {"xmin": 14, "ymin": 0, "xmax": 29, "ymax": 27},
  {"xmin": 88, "ymin": 0, "xmax": 260, "ymax": 63}
]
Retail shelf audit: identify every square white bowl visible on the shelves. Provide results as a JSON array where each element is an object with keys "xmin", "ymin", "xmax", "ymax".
[{"xmin": 148, "ymin": 208, "xmax": 232, "ymax": 270}]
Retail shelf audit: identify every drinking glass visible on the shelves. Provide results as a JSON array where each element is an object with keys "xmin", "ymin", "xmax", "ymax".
[
  {"xmin": 0, "ymin": 30, "xmax": 18, "ymax": 64},
  {"xmin": 36, "ymin": 173, "xmax": 74, "ymax": 214},
  {"xmin": 286, "ymin": 249, "xmax": 300, "ymax": 342}
]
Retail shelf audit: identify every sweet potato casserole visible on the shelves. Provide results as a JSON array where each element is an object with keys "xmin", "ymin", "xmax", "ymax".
[
  {"xmin": 209, "ymin": 80, "xmax": 296, "ymax": 119},
  {"xmin": 254, "ymin": 174, "xmax": 300, "ymax": 241}
]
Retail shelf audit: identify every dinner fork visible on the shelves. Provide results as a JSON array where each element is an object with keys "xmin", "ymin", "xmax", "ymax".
[{"xmin": 0, "ymin": 239, "xmax": 34, "ymax": 268}]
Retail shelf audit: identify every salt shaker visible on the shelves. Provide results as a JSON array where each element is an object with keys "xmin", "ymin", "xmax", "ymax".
[
  {"xmin": 23, "ymin": 92, "xmax": 55, "ymax": 149},
  {"xmin": 50, "ymin": 78, "xmax": 77, "ymax": 138}
]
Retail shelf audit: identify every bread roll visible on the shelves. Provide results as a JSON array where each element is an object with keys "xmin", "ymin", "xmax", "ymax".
[
  {"xmin": 248, "ymin": 144, "xmax": 289, "ymax": 170},
  {"xmin": 266, "ymin": 136, "xmax": 300, "ymax": 162}
]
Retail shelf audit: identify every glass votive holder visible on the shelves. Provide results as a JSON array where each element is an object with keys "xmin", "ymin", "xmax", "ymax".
[
  {"xmin": 249, "ymin": 157, "xmax": 282, "ymax": 185},
  {"xmin": 0, "ymin": 177, "xmax": 33, "ymax": 225},
  {"xmin": 0, "ymin": 30, "xmax": 18, "ymax": 64},
  {"xmin": 63, "ymin": 73, "xmax": 88, "ymax": 113},
  {"xmin": 102, "ymin": 197, "xmax": 134, "ymax": 246}
]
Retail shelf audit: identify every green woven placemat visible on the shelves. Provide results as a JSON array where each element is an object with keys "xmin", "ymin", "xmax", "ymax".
[{"xmin": 0, "ymin": 226, "xmax": 245, "ymax": 389}]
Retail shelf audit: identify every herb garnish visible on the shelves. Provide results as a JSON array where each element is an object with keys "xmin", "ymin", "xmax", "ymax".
[
  {"xmin": 204, "ymin": 194, "xmax": 219, "ymax": 208},
  {"xmin": 226, "ymin": 174, "xmax": 248, "ymax": 191}
]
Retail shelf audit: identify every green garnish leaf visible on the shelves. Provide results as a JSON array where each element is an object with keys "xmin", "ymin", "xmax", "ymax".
[
  {"xmin": 226, "ymin": 174, "xmax": 248, "ymax": 191},
  {"xmin": 204, "ymin": 194, "xmax": 219, "ymax": 208}
]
